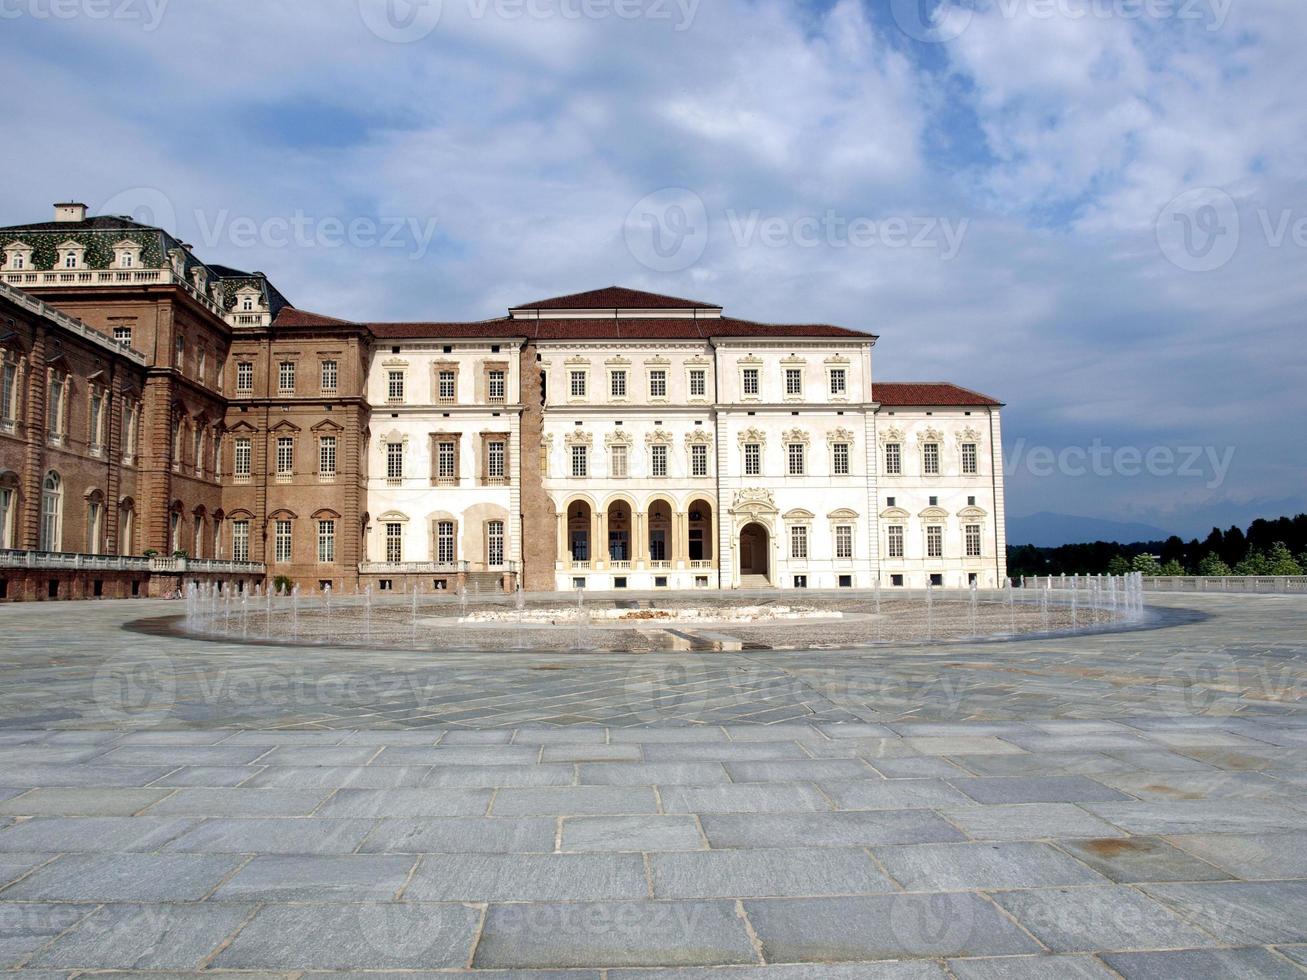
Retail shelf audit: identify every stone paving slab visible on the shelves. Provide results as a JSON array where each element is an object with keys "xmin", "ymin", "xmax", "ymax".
[
  {"xmin": 947, "ymin": 955, "xmax": 1118, "ymax": 978},
  {"xmin": 407, "ymin": 852, "xmax": 649, "ymax": 902},
  {"xmin": 561, "ymin": 815, "xmax": 705, "ymax": 852},
  {"xmin": 30, "ymin": 903, "xmax": 253, "ymax": 970},
  {"xmin": 1098, "ymin": 947, "xmax": 1306, "ymax": 978},
  {"xmin": 744, "ymin": 893, "xmax": 1042, "ymax": 961},
  {"xmin": 649, "ymin": 847, "xmax": 893, "ymax": 898},
  {"xmin": 990, "ymin": 885, "xmax": 1221, "ymax": 952},
  {"xmin": 873, "ymin": 841, "xmax": 1106, "ymax": 890},
  {"xmin": 938, "ymin": 803, "xmax": 1128, "ymax": 841},
  {"xmin": 0, "ymin": 816, "xmax": 198, "ymax": 852},
  {"xmin": 213, "ymin": 854, "xmax": 416, "ymax": 902},
  {"xmin": 1053, "ymin": 835, "xmax": 1234, "ymax": 882},
  {"xmin": 1139, "ymin": 880, "xmax": 1307, "ymax": 944},
  {"xmin": 213, "ymin": 903, "xmax": 482, "ymax": 969},
  {"xmin": 472, "ymin": 900, "xmax": 758, "ymax": 968},
  {"xmin": 3, "ymin": 853, "xmax": 242, "ymax": 901}
]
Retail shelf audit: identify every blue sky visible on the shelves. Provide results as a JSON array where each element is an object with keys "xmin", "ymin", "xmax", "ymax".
[{"xmin": 2, "ymin": 0, "xmax": 1304, "ymax": 540}]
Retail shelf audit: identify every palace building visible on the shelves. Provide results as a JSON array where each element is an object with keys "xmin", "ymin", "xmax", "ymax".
[{"xmin": 0, "ymin": 203, "xmax": 1006, "ymax": 599}]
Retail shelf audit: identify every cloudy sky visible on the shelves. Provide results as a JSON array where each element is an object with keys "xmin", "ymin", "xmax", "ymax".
[{"xmin": 3, "ymin": 0, "xmax": 1303, "ymax": 541}]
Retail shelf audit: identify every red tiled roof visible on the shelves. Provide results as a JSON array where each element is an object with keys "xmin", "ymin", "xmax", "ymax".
[
  {"xmin": 875, "ymin": 382, "xmax": 1002, "ymax": 407},
  {"xmin": 512, "ymin": 286, "xmax": 722, "ymax": 311},
  {"xmin": 272, "ymin": 307, "xmax": 355, "ymax": 328},
  {"xmin": 368, "ymin": 316, "xmax": 870, "ymax": 341}
]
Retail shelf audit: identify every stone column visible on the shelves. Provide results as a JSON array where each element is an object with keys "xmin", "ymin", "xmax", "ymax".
[
  {"xmin": 595, "ymin": 508, "xmax": 607, "ymax": 570},
  {"xmin": 556, "ymin": 511, "xmax": 568, "ymax": 567}
]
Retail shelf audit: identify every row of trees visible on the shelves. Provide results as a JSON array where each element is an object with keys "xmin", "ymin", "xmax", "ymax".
[{"xmin": 1008, "ymin": 513, "xmax": 1307, "ymax": 580}]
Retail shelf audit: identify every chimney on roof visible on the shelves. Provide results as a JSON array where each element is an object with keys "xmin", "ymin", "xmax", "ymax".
[{"xmin": 54, "ymin": 202, "xmax": 88, "ymax": 223}]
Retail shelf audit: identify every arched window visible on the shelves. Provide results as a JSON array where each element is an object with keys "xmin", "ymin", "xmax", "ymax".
[{"xmin": 40, "ymin": 471, "xmax": 62, "ymax": 552}]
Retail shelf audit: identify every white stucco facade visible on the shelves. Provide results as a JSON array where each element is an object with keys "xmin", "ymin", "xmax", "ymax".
[{"xmin": 354, "ymin": 288, "xmax": 1007, "ymax": 592}]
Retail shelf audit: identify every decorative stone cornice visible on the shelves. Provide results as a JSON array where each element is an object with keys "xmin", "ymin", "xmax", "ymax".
[
  {"xmin": 781, "ymin": 428, "xmax": 810, "ymax": 446},
  {"xmin": 956, "ymin": 426, "xmax": 982, "ymax": 444},
  {"xmin": 918, "ymin": 427, "xmax": 944, "ymax": 446},
  {"xmin": 737, "ymin": 427, "xmax": 767, "ymax": 446},
  {"xmin": 604, "ymin": 430, "xmax": 633, "ymax": 447},
  {"xmin": 644, "ymin": 429, "xmax": 673, "ymax": 446},
  {"xmin": 878, "ymin": 425, "xmax": 904, "ymax": 445},
  {"xmin": 826, "ymin": 427, "xmax": 855, "ymax": 445},
  {"xmin": 730, "ymin": 488, "xmax": 777, "ymax": 516},
  {"xmin": 564, "ymin": 430, "xmax": 593, "ymax": 447},
  {"xmin": 684, "ymin": 428, "xmax": 713, "ymax": 447}
]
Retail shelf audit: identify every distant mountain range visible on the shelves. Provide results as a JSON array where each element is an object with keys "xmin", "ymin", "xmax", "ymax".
[{"xmin": 1008, "ymin": 512, "xmax": 1172, "ymax": 548}]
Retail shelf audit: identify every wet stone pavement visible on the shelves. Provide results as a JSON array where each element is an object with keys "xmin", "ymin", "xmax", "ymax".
[{"xmin": 0, "ymin": 593, "xmax": 1304, "ymax": 975}]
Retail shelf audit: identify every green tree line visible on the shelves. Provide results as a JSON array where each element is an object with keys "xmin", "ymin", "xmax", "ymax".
[{"xmin": 1008, "ymin": 513, "xmax": 1307, "ymax": 580}]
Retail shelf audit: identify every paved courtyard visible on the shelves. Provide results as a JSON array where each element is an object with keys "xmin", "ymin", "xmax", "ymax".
[{"xmin": 0, "ymin": 593, "xmax": 1304, "ymax": 975}]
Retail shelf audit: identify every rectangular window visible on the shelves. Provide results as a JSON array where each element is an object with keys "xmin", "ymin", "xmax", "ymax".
[
  {"xmin": 387, "ymin": 370, "xmax": 405, "ymax": 403},
  {"xmin": 962, "ymin": 442, "xmax": 978, "ymax": 475},
  {"xmin": 385, "ymin": 523, "xmax": 403, "ymax": 563},
  {"xmin": 487, "ymin": 369, "xmax": 506, "ymax": 402},
  {"xmin": 610, "ymin": 443, "xmax": 628, "ymax": 478},
  {"xmin": 437, "ymin": 441, "xmax": 455, "ymax": 479},
  {"xmin": 924, "ymin": 443, "xmax": 940, "ymax": 475},
  {"xmin": 276, "ymin": 436, "xmax": 294, "ymax": 476},
  {"xmin": 651, "ymin": 443, "xmax": 668, "ymax": 477},
  {"xmin": 691, "ymin": 443, "xmax": 708, "ymax": 477},
  {"xmin": 744, "ymin": 443, "xmax": 761, "ymax": 477},
  {"xmin": 319, "ymin": 436, "xmax": 337, "ymax": 477},
  {"xmin": 966, "ymin": 523, "xmax": 982, "ymax": 558},
  {"xmin": 278, "ymin": 361, "xmax": 295, "ymax": 393},
  {"xmin": 236, "ymin": 362, "xmax": 253, "ymax": 392},
  {"xmin": 487, "ymin": 520, "xmax": 505, "ymax": 566},
  {"xmin": 275, "ymin": 520, "xmax": 292, "ymax": 563},
  {"xmin": 234, "ymin": 438, "xmax": 252, "ymax": 478},
  {"xmin": 610, "ymin": 370, "xmax": 627, "ymax": 398},
  {"xmin": 742, "ymin": 367, "xmax": 759, "ymax": 396},
  {"xmin": 689, "ymin": 369, "xmax": 706, "ymax": 397},
  {"xmin": 885, "ymin": 443, "xmax": 902, "ymax": 475},
  {"xmin": 787, "ymin": 443, "xmax": 805, "ymax": 476},
  {"xmin": 836, "ymin": 524, "xmax": 854, "ymax": 560},
  {"xmin": 832, "ymin": 442, "xmax": 850, "ymax": 476},
  {"xmin": 122, "ymin": 402, "xmax": 137, "ymax": 459},
  {"xmin": 318, "ymin": 520, "xmax": 336, "ymax": 563},
  {"xmin": 569, "ymin": 371, "xmax": 587, "ymax": 398},
  {"xmin": 887, "ymin": 524, "xmax": 904, "ymax": 558},
  {"xmin": 112, "ymin": 325, "xmax": 132, "ymax": 346},
  {"xmin": 47, "ymin": 376, "xmax": 63, "ymax": 436},
  {"xmin": 233, "ymin": 520, "xmax": 250, "ymax": 562},
  {"xmin": 1, "ymin": 362, "xmax": 14, "ymax": 423},
  {"xmin": 387, "ymin": 442, "xmax": 404, "ymax": 481},
  {"xmin": 487, "ymin": 440, "xmax": 506, "ymax": 479},
  {"xmin": 790, "ymin": 525, "xmax": 808, "ymax": 560},
  {"xmin": 829, "ymin": 368, "xmax": 847, "ymax": 396},
  {"xmin": 436, "ymin": 521, "xmax": 455, "ymax": 564},
  {"xmin": 571, "ymin": 444, "xmax": 588, "ymax": 478},
  {"xmin": 927, "ymin": 524, "xmax": 943, "ymax": 558},
  {"xmin": 321, "ymin": 360, "xmax": 338, "ymax": 393},
  {"xmin": 785, "ymin": 368, "xmax": 803, "ymax": 396},
  {"xmin": 649, "ymin": 370, "xmax": 667, "ymax": 399},
  {"xmin": 89, "ymin": 392, "xmax": 103, "ymax": 449},
  {"xmin": 438, "ymin": 370, "xmax": 456, "ymax": 403}
]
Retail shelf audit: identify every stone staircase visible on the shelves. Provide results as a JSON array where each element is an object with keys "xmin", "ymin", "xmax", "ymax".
[
  {"xmin": 465, "ymin": 571, "xmax": 509, "ymax": 594},
  {"xmin": 739, "ymin": 574, "xmax": 772, "ymax": 590}
]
